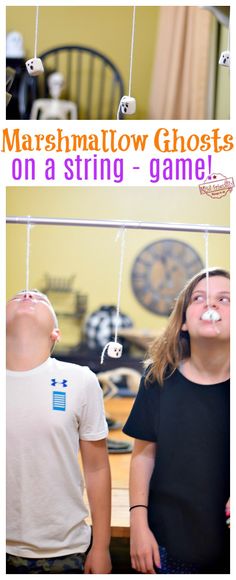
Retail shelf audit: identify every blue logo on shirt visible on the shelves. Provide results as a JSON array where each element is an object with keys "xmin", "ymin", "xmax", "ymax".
[
  {"xmin": 52, "ymin": 391, "xmax": 66, "ymax": 411},
  {"xmin": 51, "ymin": 378, "xmax": 68, "ymax": 388}
]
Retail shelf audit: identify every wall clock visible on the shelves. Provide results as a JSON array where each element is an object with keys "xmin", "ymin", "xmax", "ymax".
[{"xmin": 131, "ymin": 239, "xmax": 203, "ymax": 316}]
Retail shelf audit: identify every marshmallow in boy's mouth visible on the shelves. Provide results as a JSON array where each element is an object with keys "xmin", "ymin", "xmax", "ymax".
[{"xmin": 201, "ymin": 309, "xmax": 221, "ymax": 322}]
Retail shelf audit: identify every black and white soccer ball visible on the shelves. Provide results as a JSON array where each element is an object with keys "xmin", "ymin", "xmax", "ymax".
[{"xmin": 84, "ymin": 305, "xmax": 133, "ymax": 351}]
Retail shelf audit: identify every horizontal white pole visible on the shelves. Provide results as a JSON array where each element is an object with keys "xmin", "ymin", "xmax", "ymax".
[{"xmin": 6, "ymin": 216, "xmax": 230, "ymax": 234}]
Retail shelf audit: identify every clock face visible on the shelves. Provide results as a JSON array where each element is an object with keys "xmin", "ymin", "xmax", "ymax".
[{"xmin": 131, "ymin": 239, "xmax": 203, "ymax": 316}]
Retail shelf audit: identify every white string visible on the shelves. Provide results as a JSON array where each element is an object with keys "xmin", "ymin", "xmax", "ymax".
[
  {"xmin": 203, "ymin": 230, "xmax": 220, "ymax": 332},
  {"xmin": 101, "ymin": 342, "xmax": 112, "ymax": 365},
  {"xmin": 204, "ymin": 231, "xmax": 209, "ymax": 306},
  {"xmin": 128, "ymin": 6, "xmax": 136, "ymax": 97},
  {"xmin": 114, "ymin": 228, "xmax": 126, "ymax": 343},
  {"xmin": 26, "ymin": 217, "xmax": 31, "ymax": 294},
  {"xmin": 34, "ymin": 6, "xmax": 39, "ymax": 58}
]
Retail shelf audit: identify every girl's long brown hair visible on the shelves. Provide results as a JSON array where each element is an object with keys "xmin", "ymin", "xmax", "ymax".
[{"xmin": 145, "ymin": 268, "xmax": 230, "ymax": 385}]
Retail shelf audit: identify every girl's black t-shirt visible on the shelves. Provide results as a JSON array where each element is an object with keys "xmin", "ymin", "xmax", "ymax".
[{"xmin": 123, "ymin": 369, "xmax": 230, "ymax": 568}]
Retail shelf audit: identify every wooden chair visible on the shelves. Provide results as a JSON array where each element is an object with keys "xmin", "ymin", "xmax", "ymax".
[{"xmin": 18, "ymin": 44, "xmax": 124, "ymax": 120}]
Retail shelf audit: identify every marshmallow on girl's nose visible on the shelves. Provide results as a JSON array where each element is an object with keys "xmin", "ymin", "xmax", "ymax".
[{"xmin": 201, "ymin": 309, "xmax": 221, "ymax": 321}]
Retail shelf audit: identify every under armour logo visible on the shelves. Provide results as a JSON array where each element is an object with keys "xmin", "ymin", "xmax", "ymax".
[{"xmin": 51, "ymin": 378, "xmax": 68, "ymax": 388}]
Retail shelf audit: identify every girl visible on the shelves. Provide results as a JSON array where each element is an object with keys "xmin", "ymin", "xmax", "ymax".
[{"xmin": 123, "ymin": 268, "xmax": 230, "ymax": 574}]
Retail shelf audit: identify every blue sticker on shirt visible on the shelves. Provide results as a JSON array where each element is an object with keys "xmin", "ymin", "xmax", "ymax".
[
  {"xmin": 51, "ymin": 378, "xmax": 68, "ymax": 388},
  {"xmin": 53, "ymin": 391, "xmax": 66, "ymax": 411}
]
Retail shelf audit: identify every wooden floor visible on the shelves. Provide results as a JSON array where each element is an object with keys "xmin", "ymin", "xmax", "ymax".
[{"xmin": 83, "ymin": 396, "xmax": 134, "ymax": 538}]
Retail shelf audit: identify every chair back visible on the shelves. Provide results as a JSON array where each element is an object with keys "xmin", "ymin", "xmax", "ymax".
[{"xmin": 19, "ymin": 45, "xmax": 124, "ymax": 120}]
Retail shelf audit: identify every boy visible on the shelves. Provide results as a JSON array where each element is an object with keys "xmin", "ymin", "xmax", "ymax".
[{"xmin": 6, "ymin": 290, "xmax": 111, "ymax": 574}]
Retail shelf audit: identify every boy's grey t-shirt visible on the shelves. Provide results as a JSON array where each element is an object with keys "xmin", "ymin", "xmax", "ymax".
[{"xmin": 6, "ymin": 357, "xmax": 108, "ymax": 558}]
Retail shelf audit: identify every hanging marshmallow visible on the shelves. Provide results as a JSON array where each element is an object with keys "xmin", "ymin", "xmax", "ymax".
[
  {"xmin": 26, "ymin": 57, "xmax": 44, "ymax": 76},
  {"xmin": 219, "ymin": 50, "xmax": 230, "ymax": 67},
  {"xmin": 120, "ymin": 95, "xmax": 136, "ymax": 115},
  {"xmin": 26, "ymin": 7, "xmax": 44, "ymax": 76},
  {"xmin": 219, "ymin": 23, "xmax": 230, "ymax": 67},
  {"xmin": 201, "ymin": 309, "xmax": 221, "ymax": 322},
  {"xmin": 100, "ymin": 228, "xmax": 126, "ymax": 364},
  {"xmin": 101, "ymin": 341, "xmax": 123, "ymax": 364},
  {"xmin": 107, "ymin": 342, "xmax": 123, "ymax": 357}
]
